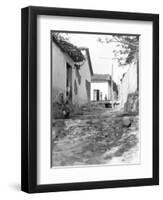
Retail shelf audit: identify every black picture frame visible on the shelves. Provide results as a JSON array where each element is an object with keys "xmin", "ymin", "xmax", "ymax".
[{"xmin": 21, "ymin": 6, "xmax": 159, "ymax": 193}]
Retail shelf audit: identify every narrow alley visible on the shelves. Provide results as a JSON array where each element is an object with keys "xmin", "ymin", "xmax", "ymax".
[{"xmin": 52, "ymin": 104, "xmax": 139, "ymax": 167}]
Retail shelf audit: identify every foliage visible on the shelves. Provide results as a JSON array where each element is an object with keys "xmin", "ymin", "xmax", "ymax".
[
  {"xmin": 98, "ymin": 35, "xmax": 139, "ymax": 66},
  {"xmin": 52, "ymin": 32, "xmax": 85, "ymax": 63},
  {"xmin": 52, "ymin": 32, "xmax": 70, "ymax": 41}
]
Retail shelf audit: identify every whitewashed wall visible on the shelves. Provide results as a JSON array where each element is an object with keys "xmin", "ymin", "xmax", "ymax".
[
  {"xmin": 91, "ymin": 81, "xmax": 111, "ymax": 101},
  {"xmin": 52, "ymin": 43, "xmax": 91, "ymax": 104},
  {"xmin": 120, "ymin": 63, "xmax": 138, "ymax": 106},
  {"xmin": 52, "ymin": 42, "xmax": 71, "ymax": 101},
  {"xmin": 73, "ymin": 52, "xmax": 92, "ymax": 104}
]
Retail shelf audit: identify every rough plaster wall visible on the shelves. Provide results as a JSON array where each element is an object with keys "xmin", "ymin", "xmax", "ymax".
[
  {"xmin": 120, "ymin": 63, "xmax": 138, "ymax": 107},
  {"xmin": 52, "ymin": 43, "xmax": 91, "ymax": 105},
  {"xmin": 52, "ymin": 42, "xmax": 66, "ymax": 101},
  {"xmin": 52, "ymin": 43, "xmax": 75, "ymax": 101},
  {"xmin": 73, "ymin": 57, "xmax": 91, "ymax": 104}
]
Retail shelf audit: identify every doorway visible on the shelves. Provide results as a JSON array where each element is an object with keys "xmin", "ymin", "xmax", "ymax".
[
  {"xmin": 66, "ymin": 63, "xmax": 72, "ymax": 101},
  {"xmin": 93, "ymin": 89, "xmax": 100, "ymax": 101}
]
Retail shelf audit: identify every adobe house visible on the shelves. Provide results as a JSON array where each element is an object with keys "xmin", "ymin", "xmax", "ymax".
[
  {"xmin": 91, "ymin": 74, "xmax": 118, "ymax": 101},
  {"xmin": 52, "ymin": 35, "xmax": 93, "ymax": 105}
]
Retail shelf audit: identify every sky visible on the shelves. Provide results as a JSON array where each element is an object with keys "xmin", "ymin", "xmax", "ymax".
[{"xmin": 59, "ymin": 32, "xmax": 129, "ymax": 84}]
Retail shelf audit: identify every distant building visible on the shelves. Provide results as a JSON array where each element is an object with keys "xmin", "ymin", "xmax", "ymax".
[
  {"xmin": 91, "ymin": 74, "xmax": 118, "ymax": 101},
  {"xmin": 52, "ymin": 35, "xmax": 93, "ymax": 105}
]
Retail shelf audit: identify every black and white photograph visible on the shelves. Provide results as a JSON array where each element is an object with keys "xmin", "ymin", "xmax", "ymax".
[
  {"xmin": 51, "ymin": 31, "xmax": 140, "ymax": 167},
  {"xmin": 21, "ymin": 6, "xmax": 159, "ymax": 193}
]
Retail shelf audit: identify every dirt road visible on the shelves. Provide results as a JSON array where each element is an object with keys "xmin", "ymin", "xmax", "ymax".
[{"xmin": 51, "ymin": 106, "xmax": 139, "ymax": 167}]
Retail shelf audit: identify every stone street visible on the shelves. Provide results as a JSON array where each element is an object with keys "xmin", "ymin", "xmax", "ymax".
[{"xmin": 51, "ymin": 104, "xmax": 139, "ymax": 167}]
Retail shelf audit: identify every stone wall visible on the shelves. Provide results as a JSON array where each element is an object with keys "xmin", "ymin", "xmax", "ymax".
[{"xmin": 124, "ymin": 92, "xmax": 139, "ymax": 114}]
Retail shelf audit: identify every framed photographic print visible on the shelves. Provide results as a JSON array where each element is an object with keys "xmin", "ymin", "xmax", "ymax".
[{"xmin": 21, "ymin": 6, "xmax": 159, "ymax": 193}]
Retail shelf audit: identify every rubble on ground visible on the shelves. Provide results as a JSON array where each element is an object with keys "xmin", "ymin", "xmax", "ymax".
[{"xmin": 52, "ymin": 103, "xmax": 139, "ymax": 167}]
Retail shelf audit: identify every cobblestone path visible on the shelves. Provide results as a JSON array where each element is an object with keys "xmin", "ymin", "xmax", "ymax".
[{"xmin": 51, "ymin": 107, "xmax": 139, "ymax": 167}]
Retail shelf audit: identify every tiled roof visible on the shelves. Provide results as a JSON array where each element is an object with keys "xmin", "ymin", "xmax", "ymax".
[
  {"xmin": 91, "ymin": 74, "xmax": 111, "ymax": 82},
  {"xmin": 52, "ymin": 35, "xmax": 85, "ymax": 62}
]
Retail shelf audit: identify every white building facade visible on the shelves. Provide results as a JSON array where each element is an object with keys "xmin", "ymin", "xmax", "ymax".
[
  {"xmin": 120, "ymin": 62, "xmax": 138, "ymax": 107},
  {"xmin": 91, "ymin": 74, "xmax": 119, "ymax": 102},
  {"xmin": 91, "ymin": 74, "xmax": 111, "ymax": 101},
  {"xmin": 52, "ymin": 35, "xmax": 93, "ymax": 105}
]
